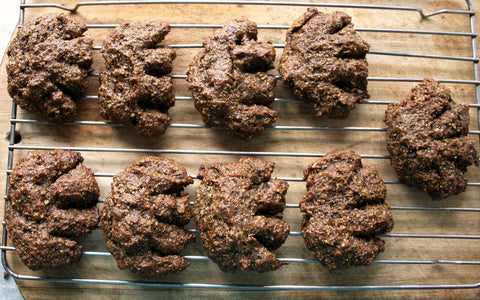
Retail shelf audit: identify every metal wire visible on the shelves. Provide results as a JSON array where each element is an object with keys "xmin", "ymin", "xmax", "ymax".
[
  {"xmin": 2, "ymin": 0, "xmax": 479, "ymax": 292},
  {"xmin": 18, "ymin": 0, "xmax": 477, "ymax": 18}
]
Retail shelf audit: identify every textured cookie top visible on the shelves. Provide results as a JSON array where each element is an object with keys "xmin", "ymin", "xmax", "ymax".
[
  {"xmin": 279, "ymin": 8, "xmax": 369, "ymax": 118},
  {"xmin": 6, "ymin": 149, "xmax": 100, "ymax": 270},
  {"xmin": 99, "ymin": 21, "xmax": 176, "ymax": 137},
  {"xmin": 7, "ymin": 13, "xmax": 93, "ymax": 123},
  {"xmin": 101, "ymin": 156, "xmax": 196, "ymax": 277},
  {"xmin": 384, "ymin": 78, "xmax": 478, "ymax": 199},
  {"xmin": 187, "ymin": 19, "xmax": 278, "ymax": 140},
  {"xmin": 300, "ymin": 149, "xmax": 394, "ymax": 270},
  {"xmin": 194, "ymin": 156, "xmax": 290, "ymax": 273}
]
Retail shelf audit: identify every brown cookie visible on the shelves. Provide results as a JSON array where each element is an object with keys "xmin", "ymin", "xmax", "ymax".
[
  {"xmin": 194, "ymin": 156, "xmax": 290, "ymax": 273},
  {"xmin": 384, "ymin": 78, "xmax": 478, "ymax": 199},
  {"xmin": 300, "ymin": 149, "xmax": 394, "ymax": 270},
  {"xmin": 101, "ymin": 156, "xmax": 195, "ymax": 277},
  {"xmin": 6, "ymin": 14, "xmax": 93, "ymax": 123},
  {"xmin": 98, "ymin": 21, "xmax": 176, "ymax": 137},
  {"xmin": 6, "ymin": 149, "xmax": 100, "ymax": 270},
  {"xmin": 187, "ymin": 19, "xmax": 278, "ymax": 140},
  {"xmin": 279, "ymin": 8, "xmax": 370, "ymax": 118}
]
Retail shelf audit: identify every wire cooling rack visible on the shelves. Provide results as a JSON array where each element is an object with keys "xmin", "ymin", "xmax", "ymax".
[{"xmin": 2, "ymin": 0, "xmax": 480, "ymax": 292}]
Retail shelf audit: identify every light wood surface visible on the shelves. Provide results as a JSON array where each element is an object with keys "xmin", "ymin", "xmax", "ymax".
[{"xmin": 1, "ymin": 0, "xmax": 479, "ymax": 298}]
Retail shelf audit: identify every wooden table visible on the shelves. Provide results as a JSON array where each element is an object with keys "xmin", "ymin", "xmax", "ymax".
[{"xmin": 1, "ymin": 0, "xmax": 479, "ymax": 298}]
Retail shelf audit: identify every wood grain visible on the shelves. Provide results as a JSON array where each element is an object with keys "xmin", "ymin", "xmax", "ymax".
[{"xmin": 1, "ymin": 0, "xmax": 479, "ymax": 298}]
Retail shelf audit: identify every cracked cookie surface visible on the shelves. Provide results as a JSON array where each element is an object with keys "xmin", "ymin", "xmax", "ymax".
[
  {"xmin": 187, "ymin": 19, "xmax": 277, "ymax": 140},
  {"xmin": 99, "ymin": 21, "xmax": 176, "ymax": 137},
  {"xmin": 384, "ymin": 78, "xmax": 478, "ymax": 199},
  {"xmin": 101, "ymin": 156, "xmax": 195, "ymax": 277},
  {"xmin": 300, "ymin": 149, "xmax": 394, "ymax": 270},
  {"xmin": 7, "ymin": 13, "xmax": 93, "ymax": 123},
  {"xmin": 194, "ymin": 156, "xmax": 289, "ymax": 273},
  {"xmin": 6, "ymin": 149, "xmax": 100, "ymax": 270},
  {"xmin": 279, "ymin": 8, "xmax": 369, "ymax": 119}
]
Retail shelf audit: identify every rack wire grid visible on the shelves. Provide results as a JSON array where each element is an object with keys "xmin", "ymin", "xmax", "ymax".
[{"xmin": 1, "ymin": 0, "xmax": 480, "ymax": 293}]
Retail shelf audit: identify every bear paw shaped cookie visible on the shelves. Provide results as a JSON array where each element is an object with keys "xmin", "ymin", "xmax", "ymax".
[
  {"xmin": 279, "ymin": 8, "xmax": 370, "ymax": 119},
  {"xmin": 101, "ymin": 156, "xmax": 196, "ymax": 277},
  {"xmin": 384, "ymin": 79, "xmax": 478, "ymax": 200},
  {"xmin": 7, "ymin": 14, "xmax": 93, "ymax": 123},
  {"xmin": 194, "ymin": 156, "xmax": 290, "ymax": 273},
  {"xmin": 99, "ymin": 21, "xmax": 176, "ymax": 137},
  {"xmin": 6, "ymin": 149, "xmax": 100, "ymax": 270},
  {"xmin": 187, "ymin": 19, "xmax": 278, "ymax": 140},
  {"xmin": 300, "ymin": 149, "xmax": 394, "ymax": 270}
]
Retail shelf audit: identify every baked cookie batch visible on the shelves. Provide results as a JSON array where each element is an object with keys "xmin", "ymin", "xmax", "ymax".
[{"xmin": 5, "ymin": 10, "xmax": 478, "ymax": 276}]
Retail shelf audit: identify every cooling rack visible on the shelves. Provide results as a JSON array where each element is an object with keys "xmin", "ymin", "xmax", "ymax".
[{"xmin": 1, "ymin": 0, "xmax": 480, "ymax": 294}]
